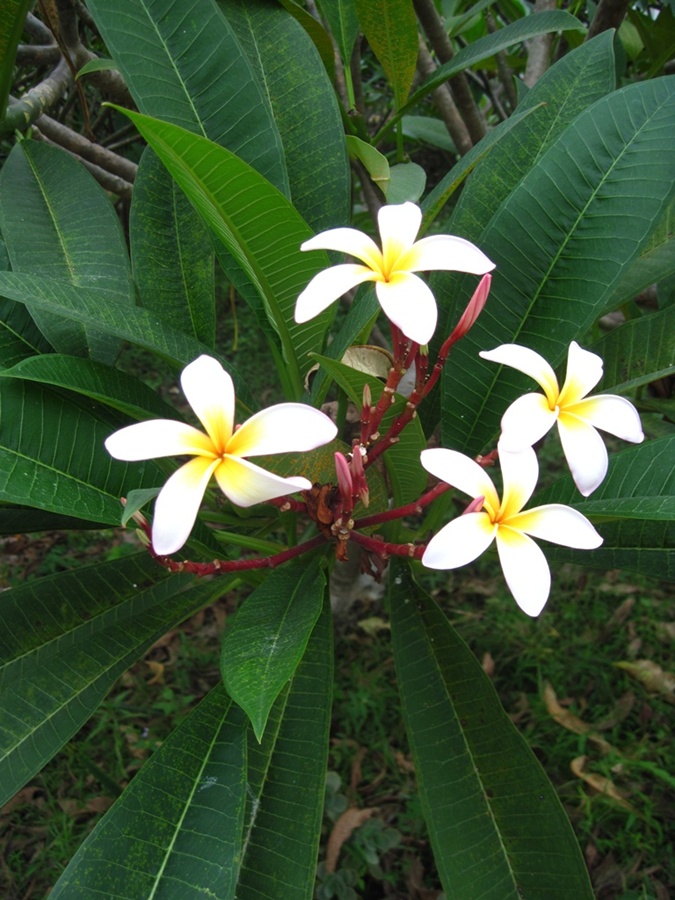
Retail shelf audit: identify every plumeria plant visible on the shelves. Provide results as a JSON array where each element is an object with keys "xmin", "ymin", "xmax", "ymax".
[{"xmin": 0, "ymin": 0, "xmax": 673, "ymax": 897}]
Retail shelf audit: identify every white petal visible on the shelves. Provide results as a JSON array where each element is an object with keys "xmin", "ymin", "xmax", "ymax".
[
  {"xmin": 376, "ymin": 272, "xmax": 437, "ymax": 344},
  {"xmin": 568, "ymin": 395, "xmax": 644, "ymax": 443},
  {"xmin": 180, "ymin": 355, "xmax": 234, "ymax": 453},
  {"xmin": 214, "ymin": 456, "xmax": 310, "ymax": 507},
  {"xmin": 377, "ymin": 202, "xmax": 422, "ymax": 264},
  {"xmin": 479, "ymin": 344, "xmax": 559, "ymax": 407},
  {"xmin": 402, "ymin": 234, "xmax": 495, "ymax": 275},
  {"xmin": 227, "ymin": 403, "xmax": 337, "ymax": 457},
  {"xmin": 498, "ymin": 392, "xmax": 557, "ymax": 452},
  {"xmin": 557, "ymin": 342, "xmax": 603, "ymax": 406},
  {"xmin": 301, "ymin": 227, "xmax": 382, "ymax": 271},
  {"xmin": 497, "ymin": 445, "xmax": 539, "ymax": 518},
  {"xmin": 422, "ymin": 512, "xmax": 496, "ymax": 570},
  {"xmin": 295, "ymin": 264, "xmax": 377, "ymax": 323},
  {"xmin": 152, "ymin": 456, "xmax": 219, "ymax": 555},
  {"xmin": 420, "ymin": 448, "xmax": 500, "ymax": 513},
  {"xmin": 557, "ymin": 414, "xmax": 608, "ymax": 496},
  {"xmin": 105, "ymin": 419, "xmax": 215, "ymax": 461},
  {"xmin": 509, "ymin": 504, "xmax": 603, "ymax": 549},
  {"xmin": 496, "ymin": 527, "xmax": 551, "ymax": 617}
]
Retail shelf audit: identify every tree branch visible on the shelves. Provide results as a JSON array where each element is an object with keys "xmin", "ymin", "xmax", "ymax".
[{"xmin": 416, "ymin": 35, "xmax": 472, "ymax": 156}]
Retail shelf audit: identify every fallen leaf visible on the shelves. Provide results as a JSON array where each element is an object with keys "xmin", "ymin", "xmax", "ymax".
[
  {"xmin": 570, "ymin": 756, "xmax": 638, "ymax": 814},
  {"xmin": 543, "ymin": 683, "xmax": 615, "ymax": 754},
  {"xmin": 325, "ymin": 806, "xmax": 377, "ymax": 873},
  {"xmin": 481, "ymin": 652, "xmax": 495, "ymax": 677},
  {"xmin": 594, "ymin": 692, "xmax": 635, "ymax": 731},
  {"xmin": 146, "ymin": 660, "xmax": 165, "ymax": 685},
  {"xmin": 342, "ymin": 345, "xmax": 393, "ymax": 380},
  {"xmin": 615, "ymin": 660, "xmax": 675, "ymax": 704}
]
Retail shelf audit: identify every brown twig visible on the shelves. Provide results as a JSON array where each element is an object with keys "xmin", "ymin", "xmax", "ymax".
[{"xmin": 416, "ymin": 35, "xmax": 472, "ymax": 156}]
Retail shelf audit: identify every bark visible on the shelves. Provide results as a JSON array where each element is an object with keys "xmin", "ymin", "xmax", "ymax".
[{"xmin": 416, "ymin": 35, "xmax": 472, "ymax": 156}]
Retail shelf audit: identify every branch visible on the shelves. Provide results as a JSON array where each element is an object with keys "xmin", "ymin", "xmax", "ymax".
[
  {"xmin": 2, "ymin": 58, "xmax": 72, "ymax": 133},
  {"xmin": 587, "ymin": 0, "xmax": 631, "ymax": 41},
  {"xmin": 413, "ymin": 0, "xmax": 486, "ymax": 143},
  {"xmin": 523, "ymin": 0, "xmax": 557, "ymax": 87},
  {"xmin": 34, "ymin": 112, "xmax": 138, "ymax": 182},
  {"xmin": 416, "ymin": 35, "xmax": 472, "ymax": 156}
]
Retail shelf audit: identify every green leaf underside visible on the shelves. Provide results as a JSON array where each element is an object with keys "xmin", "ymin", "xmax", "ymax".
[
  {"xmin": 0, "ymin": 296, "xmax": 54, "ymax": 368},
  {"xmin": 113, "ymin": 108, "xmax": 335, "ymax": 395},
  {"xmin": 221, "ymin": 558, "xmax": 325, "ymax": 741},
  {"xmin": 312, "ymin": 353, "xmax": 427, "ymax": 505},
  {"xmin": 238, "ymin": 592, "xmax": 333, "ymax": 898},
  {"xmin": 0, "ymin": 141, "xmax": 132, "ymax": 363},
  {"xmin": 130, "ymin": 148, "xmax": 216, "ymax": 348},
  {"xmin": 389, "ymin": 558, "xmax": 594, "ymax": 899},
  {"xmin": 354, "ymin": 0, "xmax": 418, "ymax": 108},
  {"xmin": 87, "ymin": 0, "xmax": 288, "ymax": 192},
  {"xmin": 591, "ymin": 306, "xmax": 675, "ymax": 394},
  {"xmin": 0, "ymin": 559, "xmax": 225, "ymax": 807},
  {"xmin": 51, "ymin": 686, "xmax": 248, "ymax": 899},
  {"xmin": 441, "ymin": 77, "xmax": 675, "ymax": 455}
]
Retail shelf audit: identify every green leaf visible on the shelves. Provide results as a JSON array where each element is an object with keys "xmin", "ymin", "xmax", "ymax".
[
  {"xmin": 0, "ymin": 555, "xmax": 225, "ymax": 806},
  {"xmin": 0, "ymin": 0, "xmax": 33, "ymax": 127},
  {"xmin": 0, "ymin": 353, "xmax": 182, "ymax": 420},
  {"xmin": 0, "ymin": 297, "xmax": 53, "ymax": 368},
  {"xmin": 0, "ymin": 378, "xmax": 164, "ymax": 524},
  {"xmin": 277, "ymin": 0, "xmax": 336, "ymax": 81},
  {"xmin": 402, "ymin": 12, "xmax": 585, "ymax": 119},
  {"xmin": 316, "ymin": 0, "xmax": 359, "ymax": 70},
  {"xmin": 74, "ymin": 56, "xmax": 118, "ymax": 78},
  {"xmin": 217, "ymin": 0, "xmax": 350, "ymax": 233},
  {"xmin": 312, "ymin": 353, "xmax": 427, "ymax": 505},
  {"xmin": 238, "ymin": 592, "xmax": 332, "ymax": 898},
  {"xmin": 0, "ymin": 507, "xmax": 103, "ymax": 533},
  {"xmin": 51, "ymin": 685, "xmax": 248, "ymax": 899},
  {"xmin": 130, "ymin": 148, "xmax": 216, "ymax": 348},
  {"xmin": 402, "ymin": 115, "xmax": 455, "ymax": 151},
  {"xmin": 0, "ymin": 140, "xmax": 133, "ymax": 363},
  {"xmin": 0, "ymin": 274, "xmax": 254, "ymax": 409},
  {"xmin": 87, "ymin": 0, "xmax": 288, "ymax": 191},
  {"xmin": 221, "ymin": 558, "xmax": 326, "ymax": 741},
  {"xmin": 440, "ymin": 77, "xmax": 675, "ymax": 455},
  {"xmin": 112, "ymin": 108, "xmax": 335, "ymax": 398},
  {"xmin": 389, "ymin": 558, "xmax": 594, "ymax": 899},
  {"xmin": 603, "ymin": 198, "xmax": 675, "ymax": 312},
  {"xmin": 536, "ymin": 437, "xmax": 675, "ymax": 581},
  {"xmin": 346, "ymin": 135, "xmax": 390, "ymax": 192},
  {"xmin": 385, "ymin": 162, "xmax": 426, "ymax": 204},
  {"xmin": 446, "ymin": 32, "xmax": 616, "ymax": 247},
  {"xmin": 354, "ymin": 0, "xmax": 418, "ymax": 108},
  {"xmin": 590, "ymin": 307, "xmax": 675, "ymax": 394}
]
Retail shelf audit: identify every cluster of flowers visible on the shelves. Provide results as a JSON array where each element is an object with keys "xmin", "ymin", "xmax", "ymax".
[{"xmin": 106, "ymin": 202, "xmax": 643, "ymax": 617}]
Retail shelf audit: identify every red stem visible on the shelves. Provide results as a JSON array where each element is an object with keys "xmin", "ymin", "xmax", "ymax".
[
  {"xmin": 151, "ymin": 534, "xmax": 326, "ymax": 576},
  {"xmin": 350, "ymin": 530, "xmax": 426, "ymax": 560},
  {"xmin": 353, "ymin": 481, "xmax": 451, "ymax": 528}
]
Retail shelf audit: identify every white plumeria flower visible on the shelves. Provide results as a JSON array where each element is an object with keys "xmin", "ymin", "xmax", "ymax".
[
  {"xmin": 295, "ymin": 201, "xmax": 495, "ymax": 346},
  {"xmin": 480, "ymin": 341, "xmax": 644, "ymax": 497},
  {"xmin": 105, "ymin": 355, "xmax": 337, "ymax": 556},
  {"xmin": 421, "ymin": 445, "xmax": 602, "ymax": 617}
]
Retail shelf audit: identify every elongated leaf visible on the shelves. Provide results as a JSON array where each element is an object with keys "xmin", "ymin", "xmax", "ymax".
[
  {"xmin": 398, "ymin": 12, "xmax": 585, "ymax": 121},
  {"xmin": 238, "ymin": 592, "xmax": 332, "ymax": 898},
  {"xmin": 354, "ymin": 0, "xmax": 418, "ymax": 107},
  {"xmin": 0, "ymin": 274, "xmax": 253, "ymax": 408},
  {"xmin": 0, "ymin": 354, "xmax": 181, "ymax": 420},
  {"xmin": 316, "ymin": 0, "xmax": 359, "ymax": 69},
  {"xmin": 0, "ymin": 559, "xmax": 224, "ymax": 806},
  {"xmin": 313, "ymin": 352, "xmax": 427, "ymax": 505},
  {"xmin": 441, "ymin": 77, "xmax": 675, "ymax": 455},
  {"xmin": 0, "ymin": 508, "xmax": 103, "ymax": 533},
  {"xmin": 0, "ymin": 0, "xmax": 33, "ymax": 127},
  {"xmin": 389, "ymin": 558, "xmax": 594, "ymax": 899},
  {"xmin": 51, "ymin": 685, "xmax": 248, "ymax": 899},
  {"xmin": 0, "ymin": 297, "xmax": 53, "ymax": 368},
  {"xmin": 114, "ymin": 108, "xmax": 336, "ymax": 398},
  {"xmin": 130, "ymin": 149, "xmax": 216, "ymax": 348},
  {"xmin": 218, "ymin": 0, "xmax": 350, "ymax": 233},
  {"xmin": 87, "ymin": 0, "xmax": 288, "ymax": 191},
  {"xmin": 0, "ymin": 140, "xmax": 133, "ymax": 363},
  {"xmin": 0, "ymin": 378, "xmax": 163, "ymax": 524},
  {"xmin": 590, "ymin": 307, "xmax": 675, "ymax": 394},
  {"xmin": 278, "ymin": 0, "xmax": 336, "ymax": 80},
  {"xmin": 446, "ymin": 32, "xmax": 616, "ymax": 247},
  {"xmin": 221, "ymin": 557, "xmax": 325, "ymax": 740},
  {"xmin": 603, "ymin": 198, "xmax": 675, "ymax": 311}
]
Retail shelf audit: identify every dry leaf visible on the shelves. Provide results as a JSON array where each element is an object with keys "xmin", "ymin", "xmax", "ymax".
[
  {"xmin": 615, "ymin": 660, "xmax": 675, "ymax": 704},
  {"xmin": 325, "ymin": 807, "xmax": 377, "ymax": 872},
  {"xmin": 357, "ymin": 616, "xmax": 390, "ymax": 636},
  {"xmin": 570, "ymin": 756, "xmax": 638, "ymax": 814},
  {"xmin": 543, "ymin": 683, "xmax": 615, "ymax": 754},
  {"xmin": 146, "ymin": 660, "xmax": 165, "ymax": 685},
  {"xmin": 594, "ymin": 692, "xmax": 635, "ymax": 731},
  {"xmin": 481, "ymin": 652, "xmax": 495, "ymax": 677},
  {"xmin": 341, "ymin": 345, "xmax": 393, "ymax": 380}
]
